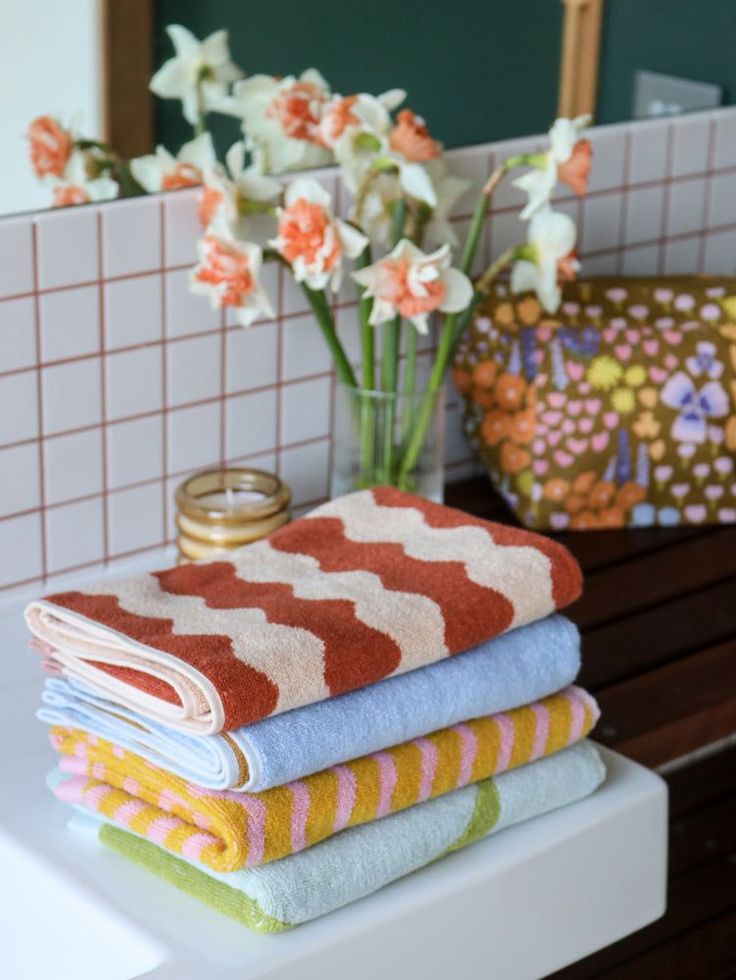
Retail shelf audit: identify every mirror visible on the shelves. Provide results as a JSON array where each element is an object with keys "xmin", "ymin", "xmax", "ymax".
[{"xmin": 9, "ymin": 0, "xmax": 733, "ymax": 220}]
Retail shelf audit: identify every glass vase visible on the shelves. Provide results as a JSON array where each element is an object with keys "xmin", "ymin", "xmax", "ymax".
[{"xmin": 331, "ymin": 370, "xmax": 446, "ymax": 502}]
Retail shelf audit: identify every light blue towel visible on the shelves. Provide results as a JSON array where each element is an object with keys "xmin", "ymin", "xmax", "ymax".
[
  {"xmin": 39, "ymin": 613, "xmax": 580, "ymax": 793},
  {"xmin": 60, "ymin": 742, "xmax": 606, "ymax": 931}
]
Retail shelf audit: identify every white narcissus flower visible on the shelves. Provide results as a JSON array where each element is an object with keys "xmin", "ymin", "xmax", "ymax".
[
  {"xmin": 513, "ymin": 114, "xmax": 592, "ymax": 220},
  {"xmin": 49, "ymin": 151, "xmax": 118, "ymax": 208},
  {"xmin": 423, "ymin": 159, "xmax": 471, "ymax": 248},
  {"xmin": 221, "ymin": 70, "xmax": 333, "ymax": 173},
  {"xmin": 352, "ymin": 239, "xmax": 473, "ymax": 334},
  {"xmin": 150, "ymin": 25, "xmax": 244, "ymax": 126},
  {"xmin": 511, "ymin": 209, "xmax": 580, "ymax": 313},
  {"xmin": 130, "ymin": 132, "xmax": 216, "ymax": 193},
  {"xmin": 198, "ymin": 140, "xmax": 281, "ymax": 231},
  {"xmin": 269, "ymin": 176, "xmax": 368, "ymax": 292},
  {"xmin": 354, "ymin": 171, "xmax": 403, "ymax": 246},
  {"xmin": 319, "ymin": 90, "xmax": 404, "ymax": 152},
  {"xmin": 190, "ymin": 215, "xmax": 275, "ymax": 327}
]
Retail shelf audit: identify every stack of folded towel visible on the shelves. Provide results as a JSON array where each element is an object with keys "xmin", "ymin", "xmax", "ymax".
[{"xmin": 27, "ymin": 486, "xmax": 604, "ymax": 932}]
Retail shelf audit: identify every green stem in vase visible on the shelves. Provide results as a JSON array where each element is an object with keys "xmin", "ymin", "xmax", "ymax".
[
  {"xmin": 375, "ymin": 199, "xmax": 408, "ymax": 482},
  {"xmin": 356, "ymin": 245, "xmax": 376, "ymax": 484},
  {"xmin": 398, "ymin": 247, "xmax": 520, "ymax": 485},
  {"xmin": 300, "ymin": 284, "xmax": 357, "ymax": 389},
  {"xmin": 356, "ymin": 245, "xmax": 375, "ymax": 390},
  {"xmin": 400, "ymin": 324, "xmax": 418, "ymax": 454}
]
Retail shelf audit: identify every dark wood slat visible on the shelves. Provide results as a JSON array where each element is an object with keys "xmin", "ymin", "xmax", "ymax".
[
  {"xmin": 670, "ymin": 796, "xmax": 736, "ymax": 878},
  {"xmin": 102, "ymin": 0, "xmax": 154, "ymax": 159},
  {"xmin": 592, "ymin": 640, "xmax": 736, "ymax": 766},
  {"xmin": 551, "ymin": 856, "xmax": 736, "ymax": 979},
  {"xmin": 570, "ymin": 529, "xmax": 736, "ymax": 630},
  {"xmin": 578, "ymin": 577, "xmax": 736, "ymax": 689},
  {"xmin": 558, "ymin": 525, "xmax": 712, "ymax": 575},
  {"xmin": 445, "ymin": 477, "xmax": 519, "ymax": 525},
  {"xmin": 668, "ymin": 744, "xmax": 736, "ymax": 819},
  {"xmin": 596, "ymin": 908, "xmax": 736, "ymax": 980}
]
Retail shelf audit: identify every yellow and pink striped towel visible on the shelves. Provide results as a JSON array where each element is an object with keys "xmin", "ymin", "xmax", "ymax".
[{"xmin": 51, "ymin": 685, "xmax": 598, "ymax": 872}]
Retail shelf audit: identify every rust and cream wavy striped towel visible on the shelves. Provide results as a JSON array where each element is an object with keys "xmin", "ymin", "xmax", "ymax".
[{"xmin": 26, "ymin": 487, "xmax": 582, "ymax": 735}]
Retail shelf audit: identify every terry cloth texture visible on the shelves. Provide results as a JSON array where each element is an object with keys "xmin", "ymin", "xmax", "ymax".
[
  {"xmin": 50, "ymin": 686, "xmax": 598, "ymax": 872},
  {"xmin": 26, "ymin": 486, "xmax": 582, "ymax": 734},
  {"xmin": 95, "ymin": 741, "xmax": 606, "ymax": 931},
  {"xmin": 38, "ymin": 614, "xmax": 580, "ymax": 792}
]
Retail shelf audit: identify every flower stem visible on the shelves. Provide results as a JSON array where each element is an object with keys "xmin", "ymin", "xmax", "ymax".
[
  {"xmin": 476, "ymin": 245, "xmax": 521, "ymax": 295},
  {"xmin": 401, "ymin": 325, "xmax": 418, "ymax": 448},
  {"xmin": 356, "ymin": 245, "xmax": 375, "ymax": 390},
  {"xmin": 355, "ymin": 245, "xmax": 376, "ymax": 483},
  {"xmin": 300, "ymin": 284, "xmax": 357, "ymax": 389}
]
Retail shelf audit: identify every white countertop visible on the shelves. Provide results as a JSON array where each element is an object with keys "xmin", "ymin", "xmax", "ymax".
[{"xmin": 0, "ymin": 558, "xmax": 668, "ymax": 980}]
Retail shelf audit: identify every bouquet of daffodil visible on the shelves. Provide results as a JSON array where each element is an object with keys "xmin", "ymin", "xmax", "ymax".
[{"xmin": 28, "ymin": 25, "xmax": 593, "ymax": 495}]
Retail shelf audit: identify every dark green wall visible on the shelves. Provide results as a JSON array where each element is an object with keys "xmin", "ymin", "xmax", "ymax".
[
  {"xmin": 154, "ymin": 0, "xmax": 563, "ymax": 155},
  {"xmin": 597, "ymin": 0, "xmax": 736, "ymax": 124},
  {"xmin": 154, "ymin": 0, "xmax": 736, "ymax": 158}
]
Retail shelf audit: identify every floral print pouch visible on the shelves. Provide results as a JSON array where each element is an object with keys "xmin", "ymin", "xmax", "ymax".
[{"xmin": 453, "ymin": 278, "xmax": 736, "ymax": 530}]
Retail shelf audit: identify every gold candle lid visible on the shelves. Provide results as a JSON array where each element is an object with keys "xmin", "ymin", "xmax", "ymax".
[{"xmin": 175, "ymin": 468, "xmax": 291, "ymax": 526}]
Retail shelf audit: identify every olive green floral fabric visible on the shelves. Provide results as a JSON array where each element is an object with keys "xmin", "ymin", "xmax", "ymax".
[{"xmin": 454, "ymin": 278, "xmax": 736, "ymax": 530}]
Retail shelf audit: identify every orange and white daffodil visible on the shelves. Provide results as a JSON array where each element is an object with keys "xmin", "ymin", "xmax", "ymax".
[
  {"xmin": 355, "ymin": 171, "xmax": 403, "ymax": 246},
  {"xmin": 511, "ymin": 209, "xmax": 580, "ymax": 313},
  {"xmin": 317, "ymin": 89, "xmax": 404, "ymax": 153},
  {"xmin": 223, "ymin": 70, "xmax": 333, "ymax": 173},
  {"xmin": 49, "ymin": 150, "xmax": 119, "ymax": 208},
  {"xmin": 423, "ymin": 160, "xmax": 471, "ymax": 249},
  {"xmin": 130, "ymin": 132, "xmax": 216, "ymax": 193},
  {"xmin": 190, "ymin": 216, "xmax": 275, "ymax": 327},
  {"xmin": 270, "ymin": 177, "xmax": 368, "ymax": 292},
  {"xmin": 27, "ymin": 114, "xmax": 76, "ymax": 179},
  {"xmin": 149, "ymin": 25, "xmax": 244, "ymax": 126},
  {"xmin": 198, "ymin": 140, "xmax": 281, "ymax": 229},
  {"xmin": 513, "ymin": 115, "xmax": 592, "ymax": 220},
  {"xmin": 352, "ymin": 239, "xmax": 473, "ymax": 334}
]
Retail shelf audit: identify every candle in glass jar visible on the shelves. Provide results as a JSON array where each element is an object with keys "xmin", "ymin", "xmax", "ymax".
[{"xmin": 174, "ymin": 468, "xmax": 291, "ymax": 562}]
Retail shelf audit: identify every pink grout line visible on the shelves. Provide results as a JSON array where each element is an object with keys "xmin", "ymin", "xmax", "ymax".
[
  {"xmin": 657, "ymin": 123, "xmax": 677, "ymax": 276},
  {"xmin": 697, "ymin": 119, "xmax": 718, "ymax": 273},
  {"xmin": 0, "ymin": 434, "xmax": 335, "ymax": 526},
  {"xmin": 97, "ymin": 212, "xmax": 110, "ymax": 565},
  {"xmin": 159, "ymin": 201, "xmax": 170, "ymax": 546},
  {"xmin": 615, "ymin": 130, "xmax": 633, "ymax": 276},
  {"xmin": 30, "ymin": 223, "xmax": 48, "ymax": 580},
  {"xmin": 219, "ymin": 307, "xmax": 227, "ymax": 466},
  {"xmin": 275, "ymin": 263, "xmax": 284, "ymax": 478}
]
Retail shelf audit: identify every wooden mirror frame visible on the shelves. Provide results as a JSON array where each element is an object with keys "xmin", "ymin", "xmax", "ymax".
[
  {"xmin": 101, "ymin": 0, "xmax": 155, "ymax": 159},
  {"xmin": 557, "ymin": 0, "xmax": 605, "ymax": 119}
]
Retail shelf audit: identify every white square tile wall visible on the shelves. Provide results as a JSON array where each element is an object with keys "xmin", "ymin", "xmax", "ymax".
[{"xmin": 0, "ymin": 106, "xmax": 734, "ymax": 591}]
